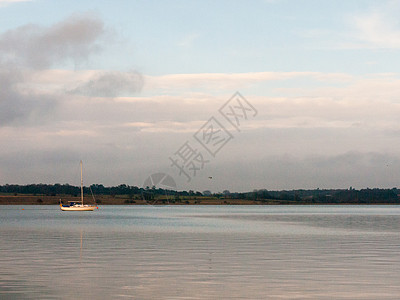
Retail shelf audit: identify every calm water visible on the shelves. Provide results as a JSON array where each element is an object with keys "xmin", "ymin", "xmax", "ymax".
[{"xmin": 1, "ymin": 205, "xmax": 400, "ymax": 299}]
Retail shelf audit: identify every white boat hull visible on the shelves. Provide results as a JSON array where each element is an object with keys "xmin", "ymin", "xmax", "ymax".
[
  {"xmin": 60, "ymin": 204, "xmax": 97, "ymax": 211},
  {"xmin": 59, "ymin": 161, "xmax": 98, "ymax": 212}
]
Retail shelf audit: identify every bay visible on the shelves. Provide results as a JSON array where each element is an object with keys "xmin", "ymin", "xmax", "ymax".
[{"xmin": 1, "ymin": 205, "xmax": 400, "ymax": 299}]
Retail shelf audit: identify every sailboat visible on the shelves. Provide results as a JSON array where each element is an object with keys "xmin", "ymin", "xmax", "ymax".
[{"xmin": 60, "ymin": 161, "xmax": 98, "ymax": 211}]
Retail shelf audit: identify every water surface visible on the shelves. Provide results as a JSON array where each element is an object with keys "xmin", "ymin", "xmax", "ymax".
[{"xmin": 1, "ymin": 205, "xmax": 400, "ymax": 299}]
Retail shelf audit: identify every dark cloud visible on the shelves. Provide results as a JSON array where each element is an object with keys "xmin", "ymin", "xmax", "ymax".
[
  {"xmin": 69, "ymin": 71, "xmax": 144, "ymax": 97},
  {"xmin": 0, "ymin": 13, "xmax": 105, "ymax": 69},
  {"xmin": 0, "ymin": 14, "xmax": 106, "ymax": 125},
  {"xmin": 207, "ymin": 151, "xmax": 400, "ymax": 191},
  {"xmin": 0, "ymin": 67, "xmax": 56, "ymax": 126},
  {"xmin": 0, "ymin": 147, "xmax": 82, "ymax": 184},
  {"xmin": 0, "ymin": 68, "xmax": 23, "ymax": 124}
]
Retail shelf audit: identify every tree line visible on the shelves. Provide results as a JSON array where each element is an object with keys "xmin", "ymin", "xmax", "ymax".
[
  {"xmin": 0, "ymin": 184, "xmax": 399, "ymax": 204},
  {"xmin": 240, "ymin": 188, "xmax": 399, "ymax": 204}
]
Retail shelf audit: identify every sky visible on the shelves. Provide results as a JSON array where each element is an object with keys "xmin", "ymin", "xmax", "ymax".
[{"xmin": 1, "ymin": 0, "xmax": 400, "ymax": 192}]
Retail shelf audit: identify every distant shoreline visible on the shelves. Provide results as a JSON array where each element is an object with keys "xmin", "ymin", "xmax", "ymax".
[
  {"xmin": 1, "ymin": 195, "xmax": 399, "ymax": 205},
  {"xmin": 2, "ymin": 185, "xmax": 399, "ymax": 205}
]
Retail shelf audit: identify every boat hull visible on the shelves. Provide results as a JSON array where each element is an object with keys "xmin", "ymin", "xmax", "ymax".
[{"xmin": 60, "ymin": 205, "xmax": 96, "ymax": 211}]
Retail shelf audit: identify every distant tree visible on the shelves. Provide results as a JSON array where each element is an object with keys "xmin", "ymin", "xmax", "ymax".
[
  {"xmin": 203, "ymin": 190, "xmax": 212, "ymax": 196},
  {"xmin": 174, "ymin": 194, "xmax": 181, "ymax": 202}
]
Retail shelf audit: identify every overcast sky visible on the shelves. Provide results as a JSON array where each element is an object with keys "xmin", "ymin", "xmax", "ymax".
[{"xmin": 1, "ymin": 0, "xmax": 400, "ymax": 192}]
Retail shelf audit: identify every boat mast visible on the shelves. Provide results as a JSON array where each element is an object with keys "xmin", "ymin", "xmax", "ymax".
[{"xmin": 80, "ymin": 160, "xmax": 84, "ymax": 205}]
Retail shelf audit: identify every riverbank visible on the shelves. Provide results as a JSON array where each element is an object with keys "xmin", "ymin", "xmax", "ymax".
[
  {"xmin": 0, "ymin": 194, "xmax": 254, "ymax": 205},
  {"xmin": 0, "ymin": 194, "xmax": 398, "ymax": 205}
]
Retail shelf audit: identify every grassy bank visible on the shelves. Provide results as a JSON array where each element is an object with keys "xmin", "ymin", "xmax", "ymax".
[
  {"xmin": 1, "ymin": 194, "xmax": 398, "ymax": 205},
  {"xmin": 0, "ymin": 194, "xmax": 306, "ymax": 205}
]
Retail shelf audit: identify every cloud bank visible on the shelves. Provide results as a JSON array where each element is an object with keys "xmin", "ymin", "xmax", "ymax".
[
  {"xmin": 0, "ymin": 13, "xmax": 107, "ymax": 126},
  {"xmin": 1, "ymin": 7, "xmax": 400, "ymax": 191},
  {"xmin": 70, "ymin": 71, "xmax": 143, "ymax": 97},
  {"xmin": 0, "ymin": 13, "xmax": 104, "ymax": 68}
]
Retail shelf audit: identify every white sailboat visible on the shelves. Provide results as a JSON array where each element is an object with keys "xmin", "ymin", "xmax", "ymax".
[{"xmin": 60, "ymin": 161, "xmax": 98, "ymax": 211}]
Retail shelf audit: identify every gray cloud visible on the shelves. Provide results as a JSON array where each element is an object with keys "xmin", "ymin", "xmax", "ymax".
[
  {"xmin": 169, "ymin": 151, "xmax": 400, "ymax": 193},
  {"xmin": 0, "ymin": 67, "xmax": 56, "ymax": 126},
  {"xmin": 0, "ymin": 13, "xmax": 105, "ymax": 69},
  {"xmin": 69, "ymin": 71, "xmax": 144, "ymax": 97},
  {"xmin": 0, "ymin": 147, "xmax": 82, "ymax": 184},
  {"xmin": 0, "ymin": 68, "xmax": 23, "ymax": 124},
  {"xmin": 0, "ymin": 14, "xmax": 106, "ymax": 125}
]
